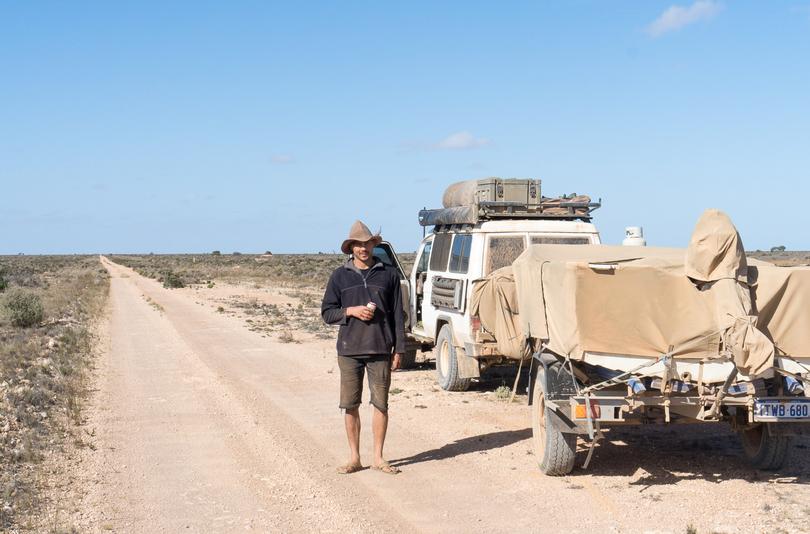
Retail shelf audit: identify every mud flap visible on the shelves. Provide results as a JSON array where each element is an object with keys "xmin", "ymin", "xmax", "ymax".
[
  {"xmin": 531, "ymin": 352, "xmax": 587, "ymax": 435},
  {"xmin": 456, "ymin": 347, "xmax": 481, "ymax": 379},
  {"xmin": 544, "ymin": 399, "xmax": 586, "ymax": 435}
]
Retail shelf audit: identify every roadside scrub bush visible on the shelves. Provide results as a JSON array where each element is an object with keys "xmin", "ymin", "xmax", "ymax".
[
  {"xmin": 494, "ymin": 385, "xmax": 511, "ymax": 400},
  {"xmin": 0, "ymin": 267, "xmax": 7, "ymax": 291},
  {"xmin": 278, "ymin": 329, "xmax": 299, "ymax": 343},
  {"xmin": 3, "ymin": 289, "xmax": 44, "ymax": 327},
  {"xmin": 161, "ymin": 270, "xmax": 185, "ymax": 289},
  {"xmin": 0, "ymin": 256, "xmax": 109, "ymax": 530},
  {"xmin": 107, "ymin": 252, "xmax": 416, "ymax": 291}
]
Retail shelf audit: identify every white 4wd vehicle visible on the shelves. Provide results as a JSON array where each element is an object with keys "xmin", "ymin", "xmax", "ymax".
[{"xmin": 376, "ymin": 179, "xmax": 602, "ymax": 391}]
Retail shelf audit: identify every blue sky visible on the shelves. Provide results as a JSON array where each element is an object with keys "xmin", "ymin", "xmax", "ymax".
[{"xmin": 1, "ymin": 1, "xmax": 808, "ymax": 254}]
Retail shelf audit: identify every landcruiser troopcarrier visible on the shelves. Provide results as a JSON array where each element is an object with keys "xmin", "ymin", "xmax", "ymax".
[{"xmin": 374, "ymin": 178, "xmax": 602, "ymax": 390}]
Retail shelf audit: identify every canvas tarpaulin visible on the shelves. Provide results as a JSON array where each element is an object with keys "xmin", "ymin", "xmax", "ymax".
[
  {"xmin": 473, "ymin": 210, "xmax": 781, "ymax": 378},
  {"xmin": 470, "ymin": 267, "xmax": 531, "ymax": 360},
  {"xmin": 685, "ymin": 209, "xmax": 748, "ymax": 284},
  {"xmin": 683, "ymin": 210, "xmax": 773, "ymax": 376},
  {"xmin": 750, "ymin": 263, "xmax": 810, "ymax": 359}
]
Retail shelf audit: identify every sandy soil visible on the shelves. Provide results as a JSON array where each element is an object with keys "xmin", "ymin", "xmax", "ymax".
[{"xmin": 64, "ymin": 258, "xmax": 810, "ymax": 533}]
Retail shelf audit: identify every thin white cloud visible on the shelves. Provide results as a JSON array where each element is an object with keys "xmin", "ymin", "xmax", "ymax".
[
  {"xmin": 646, "ymin": 1, "xmax": 723, "ymax": 37},
  {"xmin": 433, "ymin": 131, "xmax": 491, "ymax": 150},
  {"xmin": 271, "ymin": 154, "xmax": 295, "ymax": 164}
]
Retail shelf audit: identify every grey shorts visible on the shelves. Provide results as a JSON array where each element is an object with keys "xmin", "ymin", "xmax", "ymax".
[{"xmin": 337, "ymin": 354, "xmax": 392, "ymax": 412}]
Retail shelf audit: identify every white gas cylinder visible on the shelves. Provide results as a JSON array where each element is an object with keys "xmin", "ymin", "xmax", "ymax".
[{"xmin": 623, "ymin": 226, "xmax": 646, "ymax": 247}]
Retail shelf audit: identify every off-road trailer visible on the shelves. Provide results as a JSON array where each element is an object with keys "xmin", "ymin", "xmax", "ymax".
[{"xmin": 529, "ymin": 349, "xmax": 810, "ymax": 475}]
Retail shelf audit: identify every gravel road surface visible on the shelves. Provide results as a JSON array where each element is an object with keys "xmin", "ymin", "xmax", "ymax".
[{"xmin": 68, "ymin": 258, "xmax": 810, "ymax": 533}]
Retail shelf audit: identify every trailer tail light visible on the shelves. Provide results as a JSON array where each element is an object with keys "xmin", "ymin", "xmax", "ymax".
[
  {"xmin": 470, "ymin": 315, "xmax": 481, "ymax": 333},
  {"xmin": 574, "ymin": 400, "xmax": 601, "ymax": 420}
]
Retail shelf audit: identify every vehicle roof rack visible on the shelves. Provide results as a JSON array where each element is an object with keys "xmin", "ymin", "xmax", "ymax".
[{"xmin": 418, "ymin": 198, "xmax": 601, "ymax": 227}]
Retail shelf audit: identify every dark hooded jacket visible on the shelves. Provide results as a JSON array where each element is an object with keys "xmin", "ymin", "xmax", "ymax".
[{"xmin": 321, "ymin": 258, "xmax": 406, "ymax": 357}]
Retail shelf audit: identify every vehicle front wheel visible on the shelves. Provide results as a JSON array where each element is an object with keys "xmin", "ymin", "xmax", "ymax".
[
  {"xmin": 531, "ymin": 364, "xmax": 576, "ymax": 475},
  {"xmin": 434, "ymin": 325, "xmax": 471, "ymax": 391},
  {"xmin": 739, "ymin": 424, "xmax": 792, "ymax": 470}
]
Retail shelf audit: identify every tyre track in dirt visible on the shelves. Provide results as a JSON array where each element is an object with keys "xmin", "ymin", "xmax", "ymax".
[
  {"xmin": 78, "ymin": 258, "xmax": 605, "ymax": 533},
  {"xmin": 77, "ymin": 260, "xmax": 411, "ymax": 532},
  {"xmin": 79, "ymin": 260, "xmax": 620, "ymax": 532}
]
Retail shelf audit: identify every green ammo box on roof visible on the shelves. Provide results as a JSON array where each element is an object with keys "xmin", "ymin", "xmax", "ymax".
[{"xmin": 475, "ymin": 178, "xmax": 541, "ymax": 206}]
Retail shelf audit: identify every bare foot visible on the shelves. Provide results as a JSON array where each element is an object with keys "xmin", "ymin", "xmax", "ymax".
[
  {"xmin": 371, "ymin": 462, "xmax": 401, "ymax": 475},
  {"xmin": 337, "ymin": 462, "xmax": 363, "ymax": 474}
]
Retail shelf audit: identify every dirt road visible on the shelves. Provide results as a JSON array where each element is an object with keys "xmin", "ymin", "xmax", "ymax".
[{"xmin": 70, "ymin": 258, "xmax": 810, "ymax": 533}]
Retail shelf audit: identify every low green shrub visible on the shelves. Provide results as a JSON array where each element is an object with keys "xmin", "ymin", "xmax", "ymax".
[
  {"xmin": 494, "ymin": 385, "xmax": 511, "ymax": 400},
  {"xmin": 161, "ymin": 270, "xmax": 185, "ymax": 289},
  {"xmin": 3, "ymin": 289, "xmax": 44, "ymax": 327}
]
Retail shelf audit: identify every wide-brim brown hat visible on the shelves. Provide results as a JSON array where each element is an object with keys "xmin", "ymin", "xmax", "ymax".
[{"xmin": 341, "ymin": 220, "xmax": 382, "ymax": 254}]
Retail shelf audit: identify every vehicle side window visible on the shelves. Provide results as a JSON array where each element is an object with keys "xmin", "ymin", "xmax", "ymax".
[
  {"xmin": 487, "ymin": 236, "xmax": 525, "ymax": 273},
  {"xmin": 416, "ymin": 240, "xmax": 433, "ymax": 273},
  {"xmin": 429, "ymin": 233, "xmax": 452, "ymax": 272},
  {"xmin": 530, "ymin": 236, "xmax": 590, "ymax": 245},
  {"xmin": 448, "ymin": 234, "xmax": 472, "ymax": 273}
]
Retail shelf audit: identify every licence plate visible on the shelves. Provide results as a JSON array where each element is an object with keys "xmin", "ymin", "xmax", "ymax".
[{"xmin": 754, "ymin": 399, "xmax": 810, "ymax": 421}]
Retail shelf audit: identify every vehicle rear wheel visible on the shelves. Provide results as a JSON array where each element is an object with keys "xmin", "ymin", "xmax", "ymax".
[
  {"xmin": 434, "ymin": 325, "xmax": 471, "ymax": 391},
  {"xmin": 531, "ymin": 364, "xmax": 576, "ymax": 475},
  {"xmin": 399, "ymin": 349, "xmax": 418, "ymax": 369},
  {"xmin": 740, "ymin": 423, "xmax": 792, "ymax": 470}
]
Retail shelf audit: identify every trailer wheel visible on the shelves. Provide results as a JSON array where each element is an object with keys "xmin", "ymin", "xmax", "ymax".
[
  {"xmin": 399, "ymin": 349, "xmax": 418, "ymax": 369},
  {"xmin": 740, "ymin": 424, "xmax": 792, "ymax": 470},
  {"xmin": 434, "ymin": 325, "xmax": 471, "ymax": 391},
  {"xmin": 531, "ymin": 364, "xmax": 576, "ymax": 475}
]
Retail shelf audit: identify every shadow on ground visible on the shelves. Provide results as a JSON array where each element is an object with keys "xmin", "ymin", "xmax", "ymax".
[
  {"xmin": 396, "ymin": 361, "xmax": 810, "ymax": 484},
  {"xmin": 569, "ymin": 424, "xmax": 810, "ymax": 485},
  {"xmin": 391, "ymin": 428, "xmax": 532, "ymax": 467}
]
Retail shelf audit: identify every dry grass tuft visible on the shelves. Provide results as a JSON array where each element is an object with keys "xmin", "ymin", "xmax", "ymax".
[{"xmin": 278, "ymin": 329, "xmax": 299, "ymax": 344}]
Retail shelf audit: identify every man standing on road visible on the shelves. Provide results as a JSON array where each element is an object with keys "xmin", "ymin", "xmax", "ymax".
[{"xmin": 321, "ymin": 220, "xmax": 405, "ymax": 475}]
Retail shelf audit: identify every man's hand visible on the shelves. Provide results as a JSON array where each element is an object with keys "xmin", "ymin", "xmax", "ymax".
[
  {"xmin": 391, "ymin": 353, "xmax": 402, "ymax": 371},
  {"xmin": 346, "ymin": 306, "xmax": 374, "ymax": 322}
]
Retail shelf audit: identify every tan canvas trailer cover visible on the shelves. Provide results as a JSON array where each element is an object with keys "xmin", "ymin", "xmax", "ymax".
[
  {"xmin": 472, "ymin": 210, "xmax": 810, "ymax": 380},
  {"xmin": 751, "ymin": 263, "xmax": 810, "ymax": 360},
  {"xmin": 471, "ymin": 209, "xmax": 810, "ymax": 475}
]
